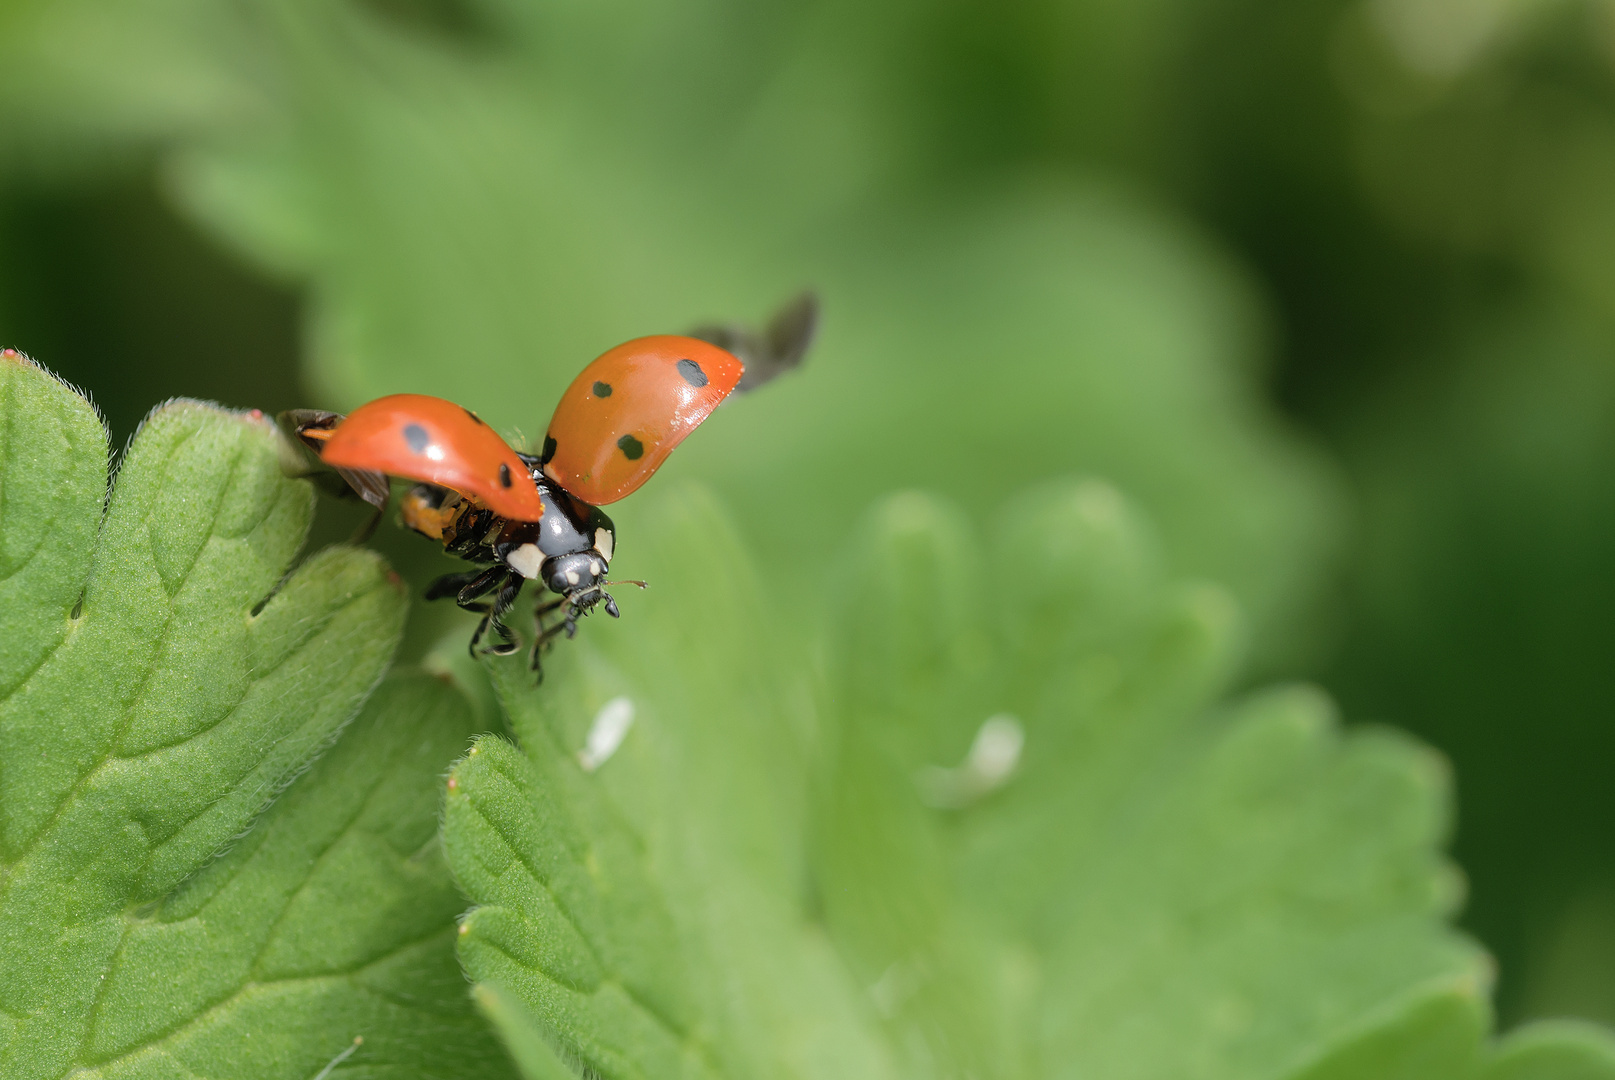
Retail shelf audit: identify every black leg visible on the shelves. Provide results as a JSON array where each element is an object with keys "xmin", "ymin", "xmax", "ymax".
[
  {"xmin": 466, "ymin": 600, "xmax": 492, "ymax": 656},
  {"xmin": 529, "ymin": 609, "xmax": 575, "ymax": 673},
  {"xmin": 424, "ymin": 569, "xmax": 484, "ymax": 602},
  {"xmin": 530, "ymin": 594, "xmax": 566, "ymax": 673},
  {"xmin": 532, "ymin": 594, "xmax": 566, "ymax": 636},
  {"xmin": 455, "ymin": 565, "xmax": 509, "ymax": 605},
  {"xmin": 433, "ymin": 565, "xmax": 514, "ymax": 658},
  {"xmin": 525, "ymin": 583, "xmax": 632, "ymax": 676},
  {"xmin": 481, "ymin": 574, "xmax": 525, "ymax": 656}
]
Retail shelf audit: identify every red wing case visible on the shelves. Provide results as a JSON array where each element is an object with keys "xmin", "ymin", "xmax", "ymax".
[
  {"xmin": 319, "ymin": 394, "xmax": 544, "ymax": 521},
  {"xmin": 541, "ymin": 335, "xmax": 743, "ymax": 505}
]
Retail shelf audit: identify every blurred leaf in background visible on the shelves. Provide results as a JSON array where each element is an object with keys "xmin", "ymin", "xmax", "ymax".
[
  {"xmin": 0, "ymin": 182, "xmax": 304, "ymax": 450},
  {"xmin": 1149, "ymin": 0, "xmax": 1615, "ymax": 1025},
  {"xmin": 0, "ymin": 0, "xmax": 1346, "ymax": 680},
  {"xmin": 1324, "ymin": 301, "xmax": 1615, "ymax": 1027}
]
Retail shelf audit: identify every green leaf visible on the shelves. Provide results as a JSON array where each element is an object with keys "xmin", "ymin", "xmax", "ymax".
[
  {"xmin": 444, "ymin": 483, "xmax": 898, "ymax": 1080},
  {"xmin": 815, "ymin": 481, "xmax": 1488, "ymax": 1079},
  {"xmin": 1287, "ymin": 985, "xmax": 1487, "ymax": 1080},
  {"xmin": 474, "ymin": 985, "xmax": 583, "ymax": 1080},
  {"xmin": 1483, "ymin": 1021, "xmax": 1615, "ymax": 1080},
  {"xmin": 1288, "ymin": 1000, "xmax": 1615, "ymax": 1080},
  {"xmin": 440, "ymin": 479, "xmax": 1561, "ymax": 1080},
  {"xmin": 0, "ymin": 354, "xmax": 509, "ymax": 1078}
]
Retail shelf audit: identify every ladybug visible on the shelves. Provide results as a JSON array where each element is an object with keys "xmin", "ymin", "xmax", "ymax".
[{"xmin": 281, "ymin": 294, "xmax": 816, "ymax": 672}]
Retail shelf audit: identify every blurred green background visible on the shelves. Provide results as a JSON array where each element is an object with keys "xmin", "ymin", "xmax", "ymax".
[{"xmin": 2, "ymin": 0, "xmax": 1613, "ymax": 1032}]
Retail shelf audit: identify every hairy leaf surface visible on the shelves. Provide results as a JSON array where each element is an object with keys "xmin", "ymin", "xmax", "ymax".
[{"xmin": 0, "ymin": 354, "xmax": 509, "ymax": 1079}]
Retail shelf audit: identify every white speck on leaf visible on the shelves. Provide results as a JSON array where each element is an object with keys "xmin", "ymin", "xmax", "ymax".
[
  {"xmin": 915, "ymin": 713, "xmax": 1024, "ymax": 808},
  {"xmin": 579, "ymin": 697, "xmax": 634, "ymax": 772}
]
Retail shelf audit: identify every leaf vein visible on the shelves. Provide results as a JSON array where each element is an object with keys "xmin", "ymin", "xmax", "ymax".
[{"xmin": 69, "ymin": 929, "xmax": 459, "ymax": 1076}]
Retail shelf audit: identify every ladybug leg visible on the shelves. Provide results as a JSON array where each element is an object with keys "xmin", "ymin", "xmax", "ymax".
[
  {"xmin": 464, "ymin": 599, "xmax": 498, "ymax": 657},
  {"xmin": 529, "ymin": 595, "xmax": 568, "ymax": 672},
  {"xmin": 480, "ymin": 574, "xmax": 525, "ymax": 657},
  {"xmin": 438, "ymin": 565, "xmax": 511, "ymax": 658},
  {"xmin": 556, "ymin": 588, "xmax": 600, "ymax": 639},
  {"xmin": 453, "ymin": 565, "xmax": 508, "ymax": 606},
  {"xmin": 424, "ymin": 569, "xmax": 485, "ymax": 602},
  {"xmin": 533, "ymin": 593, "xmax": 567, "ymax": 625},
  {"xmin": 529, "ymin": 594, "xmax": 593, "ymax": 673},
  {"xmin": 529, "ymin": 596, "xmax": 570, "ymax": 673}
]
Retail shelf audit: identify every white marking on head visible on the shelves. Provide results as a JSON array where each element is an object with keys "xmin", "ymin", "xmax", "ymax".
[
  {"xmin": 589, "ymin": 559, "xmax": 602, "ymax": 576},
  {"xmin": 594, "ymin": 527, "xmax": 614, "ymax": 563},
  {"xmin": 506, "ymin": 543, "xmax": 543, "ymax": 579},
  {"xmin": 565, "ymin": 568, "xmax": 580, "ymax": 585},
  {"xmin": 579, "ymin": 697, "xmax": 634, "ymax": 771}
]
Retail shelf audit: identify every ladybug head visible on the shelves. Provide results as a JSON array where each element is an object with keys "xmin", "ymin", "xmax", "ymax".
[{"xmin": 544, "ymin": 550, "xmax": 607, "ymax": 596}]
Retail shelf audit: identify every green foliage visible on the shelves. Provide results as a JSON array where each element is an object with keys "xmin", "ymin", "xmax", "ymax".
[
  {"xmin": 0, "ymin": 354, "xmax": 509, "ymax": 1079},
  {"xmin": 816, "ymin": 485, "xmax": 1468, "ymax": 1078},
  {"xmin": 441, "ymin": 478, "xmax": 1615, "ymax": 1079},
  {"xmin": 1327, "ymin": 303, "xmax": 1615, "ymax": 1021},
  {"xmin": 0, "ymin": 0, "xmax": 1344, "ymax": 673},
  {"xmin": 445, "ymin": 484, "xmax": 896, "ymax": 1080},
  {"xmin": 1486, "ymin": 1022, "xmax": 1615, "ymax": 1080},
  {"xmin": 5, "ymin": 0, "xmax": 1615, "ymax": 1066},
  {"xmin": 474, "ymin": 986, "xmax": 580, "ymax": 1080},
  {"xmin": 5, "ymin": 347, "xmax": 1614, "ymax": 1079}
]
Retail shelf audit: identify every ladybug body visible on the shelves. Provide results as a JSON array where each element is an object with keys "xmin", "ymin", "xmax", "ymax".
[
  {"xmin": 281, "ymin": 294, "xmax": 815, "ymax": 672},
  {"xmin": 404, "ymin": 461, "xmax": 619, "ymax": 660}
]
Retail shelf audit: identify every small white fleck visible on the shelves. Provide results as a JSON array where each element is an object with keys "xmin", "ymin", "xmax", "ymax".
[
  {"xmin": 578, "ymin": 697, "xmax": 634, "ymax": 772},
  {"xmin": 966, "ymin": 714, "xmax": 1023, "ymax": 785},
  {"xmin": 915, "ymin": 713, "xmax": 1024, "ymax": 809},
  {"xmin": 506, "ymin": 543, "xmax": 543, "ymax": 579}
]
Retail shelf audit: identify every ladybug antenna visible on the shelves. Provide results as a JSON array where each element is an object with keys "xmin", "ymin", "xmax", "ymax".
[{"xmin": 602, "ymin": 579, "xmax": 648, "ymax": 590}]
